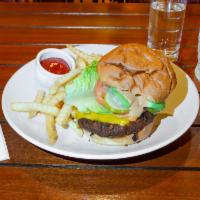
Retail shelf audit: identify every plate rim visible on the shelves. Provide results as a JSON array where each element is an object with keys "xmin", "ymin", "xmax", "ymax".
[{"xmin": 2, "ymin": 44, "xmax": 200, "ymax": 160}]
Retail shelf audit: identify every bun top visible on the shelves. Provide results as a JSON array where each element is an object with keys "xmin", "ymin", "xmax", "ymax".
[{"xmin": 97, "ymin": 43, "xmax": 177, "ymax": 102}]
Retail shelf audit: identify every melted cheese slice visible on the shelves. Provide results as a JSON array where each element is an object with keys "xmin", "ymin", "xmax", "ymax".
[{"xmin": 76, "ymin": 111, "xmax": 130, "ymax": 126}]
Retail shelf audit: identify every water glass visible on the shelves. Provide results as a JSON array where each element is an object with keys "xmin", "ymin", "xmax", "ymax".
[
  {"xmin": 147, "ymin": 0, "xmax": 187, "ymax": 60},
  {"xmin": 195, "ymin": 30, "xmax": 200, "ymax": 81}
]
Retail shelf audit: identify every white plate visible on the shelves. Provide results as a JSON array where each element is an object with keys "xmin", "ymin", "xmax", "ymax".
[{"xmin": 2, "ymin": 44, "xmax": 199, "ymax": 160}]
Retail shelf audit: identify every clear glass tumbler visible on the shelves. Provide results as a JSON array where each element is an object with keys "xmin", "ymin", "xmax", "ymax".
[
  {"xmin": 147, "ymin": 0, "xmax": 187, "ymax": 60},
  {"xmin": 195, "ymin": 30, "xmax": 200, "ymax": 81}
]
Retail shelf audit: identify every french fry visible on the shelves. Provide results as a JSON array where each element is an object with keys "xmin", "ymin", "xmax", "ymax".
[
  {"xmin": 48, "ymin": 92, "xmax": 65, "ymax": 106},
  {"xmin": 90, "ymin": 53, "xmax": 102, "ymax": 61},
  {"xmin": 44, "ymin": 91, "xmax": 65, "ymax": 143},
  {"xmin": 43, "ymin": 87, "xmax": 65, "ymax": 105},
  {"xmin": 75, "ymin": 56, "xmax": 86, "ymax": 69},
  {"xmin": 46, "ymin": 115, "xmax": 58, "ymax": 144},
  {"xmin": 11, "ymin": 102, "xmax": 59, "ymax": 116},
  {"xmin": 57, "ymin": 86, "xmax": 65, "ymax": 93},
  {"xmin": 42, "ymin": 94, "xmax": 53, "ymax": 104},
  {"xmin": 68, "ymin": 120, "xmax": 84, "ymax": 137},
  {"xmin": 29, "ymin": 90, "xmax": 45, "ymax": 118},
  {"xmin": 57, "ymin": 101, "xmax": 64, "ymax": 109},
  {"xmin": 49, "ymin": 68, "xmax": 81, "ymax": 95},
  {"xmin": 66, "ymin": 44, "xmax": 94, "ymax": 64},
  {"xmin": 70, "ymin": 107, "xmax": 76, "ymax": 118},
  {"xmin": 56, "ymin": 104, "xmax": 71, "ymax": 127}
]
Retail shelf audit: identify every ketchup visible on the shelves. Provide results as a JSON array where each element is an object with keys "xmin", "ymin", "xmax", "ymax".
[{"xmin": 40, "ymin": 57, "xmax": 70, "ymax": 75}]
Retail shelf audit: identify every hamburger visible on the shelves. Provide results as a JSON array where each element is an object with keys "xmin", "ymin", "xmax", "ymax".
[{"xmin": 65, "ymin": 43, "xmax": 177, "ymax": 145}]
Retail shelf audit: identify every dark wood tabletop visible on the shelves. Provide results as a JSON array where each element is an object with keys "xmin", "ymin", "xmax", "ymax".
[{"xmin": 0, "ymin": 2, "xmax": 200, "ymax": 199}]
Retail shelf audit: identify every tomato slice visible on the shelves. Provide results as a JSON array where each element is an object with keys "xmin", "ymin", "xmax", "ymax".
[{"xmin": 95, "ymin": 80, "xmax": 107, "ymax": 105}]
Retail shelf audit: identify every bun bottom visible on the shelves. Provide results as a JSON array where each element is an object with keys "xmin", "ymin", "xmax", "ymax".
[{"xmin": 81, "ymin": 119, "xmax": 156, "ymax": 146}]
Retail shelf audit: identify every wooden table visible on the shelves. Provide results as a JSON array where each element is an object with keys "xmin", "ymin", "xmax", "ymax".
[{"xmin": 0, "ymin": 2, "xmax": 200, "ymax": 199}]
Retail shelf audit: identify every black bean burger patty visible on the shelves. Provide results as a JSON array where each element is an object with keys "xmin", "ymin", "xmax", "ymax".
[{"xmin": 78, "ymin": 111, "xmax": 155, "ymax": 138}]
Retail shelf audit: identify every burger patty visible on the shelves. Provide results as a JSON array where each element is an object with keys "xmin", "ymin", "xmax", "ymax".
[{"xmin": 78, "ymin": 111, "xmax": 155, "ymax": 140}]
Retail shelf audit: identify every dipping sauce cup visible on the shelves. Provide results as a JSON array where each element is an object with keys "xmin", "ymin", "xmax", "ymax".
[{"xmin": 36, "ymin": 48, "xmax": 75, "ymax": 87}]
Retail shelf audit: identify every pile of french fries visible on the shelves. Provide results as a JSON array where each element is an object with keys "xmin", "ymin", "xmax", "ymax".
[{"xmin": 11, "ymin": 45, "xmax": 102, "ymax": 144}]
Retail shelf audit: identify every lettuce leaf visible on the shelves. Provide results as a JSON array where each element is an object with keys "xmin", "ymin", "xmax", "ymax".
[{"xmin": 65, "ymin": 61, "xmax": 111, "ymax": 114}]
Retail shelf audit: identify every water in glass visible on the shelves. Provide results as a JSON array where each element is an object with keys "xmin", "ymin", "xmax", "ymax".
[{"xmin": 147, "ymin": 1, "xmax": 186, "ymax": 60}]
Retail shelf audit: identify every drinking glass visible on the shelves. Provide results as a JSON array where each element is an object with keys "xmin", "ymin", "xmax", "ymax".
[
  {"xmin": 147, "ymin": 0, "xmax": 187, "ymax": 60},
  {"xmin": 195, "ymin": 30, "xmax": 200, "ymax": 81}
]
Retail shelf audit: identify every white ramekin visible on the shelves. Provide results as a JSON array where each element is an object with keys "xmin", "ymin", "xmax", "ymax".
[{"xmin": 35, "ymin": 48, "xmax": 75, "ymax": 88}]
